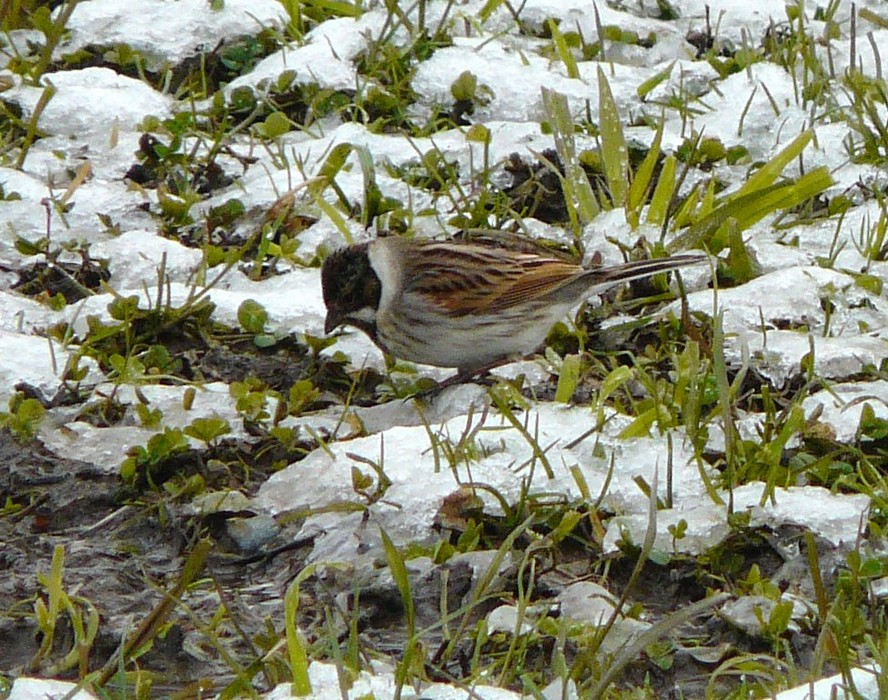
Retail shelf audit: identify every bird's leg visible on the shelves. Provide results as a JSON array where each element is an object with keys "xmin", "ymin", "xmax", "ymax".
[
  {"xmin": 403, "ymin": 369, "xmax": 486, "ymax": 402},
  {"xmin": 439, "ymin": 368, "xmax": 496, "ymax": 390},
  {"xmin": 404, "ymin": 356, "xmax": 520, "ymax": 402}
]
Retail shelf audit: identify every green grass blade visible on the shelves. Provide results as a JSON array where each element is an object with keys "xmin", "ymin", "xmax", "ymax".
[
  {"xmin": 598, "ymin": 66, "xmax": 628, "ymax": 207},
  {"xmin": 541, "ymin": 87, "xmax": 600, "ymax": 229},
  {"xmin": 628, "ymin": 117, "xmax": 664, "ymax": 216},
  {"xmin": 646, "ymin": 154, "xmax": 676, "ymax": 226},
  {"xmin": 381, "ymin": 527, "xmax": 417, "ymax": 700},
  {"xmin": 302, "ymin": 0, "xmax": 362, "ymax": 18},
  {"xmin": 735, "ymin": 129, "xmax": 813, "ymax": 198},
  {"xmin": 380, "ymin": 527, "xmax": 415, "ymax": 634},
  {"xmin": 284, "ymin": 586, "xmax": 312, "ymax": 695},
  {"xmin": 549, "ymin": 19, "xmax": 580, "ymax": 79},
  {"xmin": 673, "ymin": 166, "xmax": 833, "ymax": 251},
  {"xmin": 479, "ymin": 0, "xmax": 507, "ymax": 21},
  {"xmin": 637, "ymin": 61, "xmax": 675, "ymax": 99},
  {"xmin": 309, "ymin": 142, "xmax": 353, "ymax": 197}
]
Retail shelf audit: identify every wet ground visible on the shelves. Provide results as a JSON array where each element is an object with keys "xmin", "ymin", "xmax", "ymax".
[{"xmin": 0, "ymin": 422, "xmax": 846, "ymax": 698}]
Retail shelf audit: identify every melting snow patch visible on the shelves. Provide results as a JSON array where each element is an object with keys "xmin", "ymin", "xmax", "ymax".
[
  {"xmin": 255, "ymin": 403, "xmax": 708, "ymax": 564},
  {"xmin": 680, "ymin": 266, "xmax": 888, "ymax": 385},
  {"xmin": 60, "ymin": 0, "xmax": 288, "ymax": 67},
  {"xmin": 773, "ymin": 665, "xmax": 882, "ymax": 700},
  {"xmin": 803, "ymin": 380, "xmax": 888, "ymax": 443},
  {"xmin": 0, "ymin": 330, "xmax": 101, "ymax": 406},
  {"xmin": 9, "ymin": 678, "xmax": 99, "ymax": 700},
  {"xmin": 3, "ymin": 68, "xmax": 172, "ymax": 139},
  {"xmin": 226, "ymin": 16, "xmax": 379, "ymax": 95},
  {"xmin": 263, "ymin": 661, "xmax": 521, "ymax": 700},
  {"xmin": 604, "ymin": 483, "xmax": 869, "ymax": 556}
]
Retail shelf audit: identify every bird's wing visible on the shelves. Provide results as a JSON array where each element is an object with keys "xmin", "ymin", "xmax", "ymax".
[{"xmin": 404, "ymin": 242, "xmax": 584, "ymax": 317}]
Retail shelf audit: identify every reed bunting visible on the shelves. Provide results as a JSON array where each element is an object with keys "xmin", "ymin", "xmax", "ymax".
[{"xmin": 322, "ymin": 236, "xmax": 706, "ymax": 376}]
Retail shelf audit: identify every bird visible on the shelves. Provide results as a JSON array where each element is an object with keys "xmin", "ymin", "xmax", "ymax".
[{"xmin": 321, "ymin": 235, "xmax": 707, "ymax": 379}]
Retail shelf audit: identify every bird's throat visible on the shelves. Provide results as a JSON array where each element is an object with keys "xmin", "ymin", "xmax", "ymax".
[{"xmin": 345, "ymin": 306, "xmax": 382, "ymax": 345}]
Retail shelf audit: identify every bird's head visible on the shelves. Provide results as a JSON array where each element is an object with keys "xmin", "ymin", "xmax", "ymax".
[{"xmin": 321, "ymin": 243, "xmax": 383, "ymax": 337}]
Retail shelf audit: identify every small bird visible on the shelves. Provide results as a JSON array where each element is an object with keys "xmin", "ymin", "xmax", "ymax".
[{"xmin": 322, "ymin": 235, "xmax": 706, "ymax": 378}]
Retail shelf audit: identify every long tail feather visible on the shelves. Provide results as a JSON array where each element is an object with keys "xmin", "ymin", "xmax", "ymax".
[{"xmin": 580, "ymin": 253, "xmax": 707, "ymax": 294}]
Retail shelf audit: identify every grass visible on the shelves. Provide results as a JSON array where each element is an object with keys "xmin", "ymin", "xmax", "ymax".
[{"xmin": 2, "ymin": 0, "xmax": 888, "ymax": 698}]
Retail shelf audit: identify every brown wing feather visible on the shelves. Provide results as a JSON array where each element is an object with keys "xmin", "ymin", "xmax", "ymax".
[
  {"xmin": 399, "ymin": 239, "xmax": 706, "ymax": 319},
  {"xmin": 479, "ymin": 259, "xmax": 585, "ymax": 313},
  {"xmin": 403, "ymin": 241, "xmax": 584, "ymax": 317}
]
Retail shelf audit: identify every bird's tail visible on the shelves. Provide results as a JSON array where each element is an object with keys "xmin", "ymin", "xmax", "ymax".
[{"xmin": 581, "ymin": 253, "xmax": 708, "ymax": 295}]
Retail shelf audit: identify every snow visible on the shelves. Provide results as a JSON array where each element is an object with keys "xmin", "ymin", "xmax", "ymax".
[
  {"xmin": 61, "ymin": 0, "xmax": 289, "ymax": 67},
  {"xmin": 0, "ymin": 0, "xmax": 878, "ymax": 584}
]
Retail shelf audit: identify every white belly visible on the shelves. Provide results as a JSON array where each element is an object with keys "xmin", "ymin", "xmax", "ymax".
[{"xmin": 377, "ymin": 301, "xmax": 577, "ymax": 371}]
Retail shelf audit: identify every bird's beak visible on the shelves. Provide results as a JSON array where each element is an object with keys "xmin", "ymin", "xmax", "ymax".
[{"xmin": 324, "ymin": 309, "xmax": 342, "ymax": 335}]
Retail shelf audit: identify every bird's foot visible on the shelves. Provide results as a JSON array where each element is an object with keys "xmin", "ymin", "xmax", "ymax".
[{"xmin": 402, "ymin": 369, "xmax": 490, "ymax": 402}]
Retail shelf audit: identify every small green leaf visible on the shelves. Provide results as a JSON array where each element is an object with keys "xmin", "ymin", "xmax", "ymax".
[
  {"xmin": 466, "ymin": 124, "xmax": 491, "ymax": 143},
  {"xmin": 136, "ymin": 402, "xmax": 163, "ymax": 429},
  {"xmin": 141, "ymin": 344, "xmax": 173, "ymax": 372},
  {"xmin": 206, "ymin": 198, "xmax": 246, "ymax": 228},
  {"xmin": 554, "ymin": 353, "xmax": 581, "ymax": 403},
  {"xmin": 303, "ymin": 333, "xmax": 337, "ymax": 354},
  {"xmin": 184, "ymin": 417, "xmax": 231, "ymax": 445},
  {"xmin": 238, "ymin": 299, "xmax": 268, "ymax": 334},
  {"xmin": 146, "ymin": 427, "xmax": 189, "ymax": 462},
  {"xmin": 767, "ymin": 599, "xmax": 794, "ymax": 636},
  {"xmin": 14, "ymin": 236, "xmax": 45, "ymax": 255},
  {"xmin": 109, "ymin": 354, "xmax": 146, "ymax": 382},
  {"xmin": 351, "ymin": 467, "xmax": 373, "ymax": 491},
  {"xmin": 667, "ymin": 519, "xmax": 688, "ymax": 540},
  {"xmin": 855, "ymin": 273, "xmax": 883, "ymax": 295},
  {"xmin": 451, "ymin": 70, "xmax": 478, "ymax": 101},
  {"xmin": 29, "ymin": 5, "xmax": 54, "ymax": 34},
  {"xmin": 550, "ymin": 510, "xmax": 583, "ymax": 543},
  {"xmin": 108, "ymin": 295, "xmax": 140, "ymax": 321},
  {"xmin": 120, "ymin": 456, "xmax": 137, "ymax": 481},
  {"xmin": 253, "ymin": 333, "xmax": 278, "ymax": 348},
  {"xmin": 288, "ymin": 380, "xmax": 320, "ymax": 415},
  {"xmin": 0, "ymin": 396, "xmax": 45, "ymax": 441}
]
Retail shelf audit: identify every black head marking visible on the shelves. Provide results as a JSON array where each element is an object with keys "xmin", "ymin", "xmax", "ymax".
[{"xmin": 321, "ymin": 243, "xmax": 382, "ymax": 335}]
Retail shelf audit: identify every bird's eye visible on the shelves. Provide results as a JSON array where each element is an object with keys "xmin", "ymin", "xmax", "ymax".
[
  {"xmin": 363, "ymin": 276, "xmax": 381, "ymax": 307},
  {"xmin": 341, "ymin": 286, "xmax": 359, "ymax": 307}
]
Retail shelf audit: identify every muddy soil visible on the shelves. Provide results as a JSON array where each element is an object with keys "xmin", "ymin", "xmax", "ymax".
[{"xmin": 0, "ymin": 424, "xmax": 840, "ymax": 698}]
